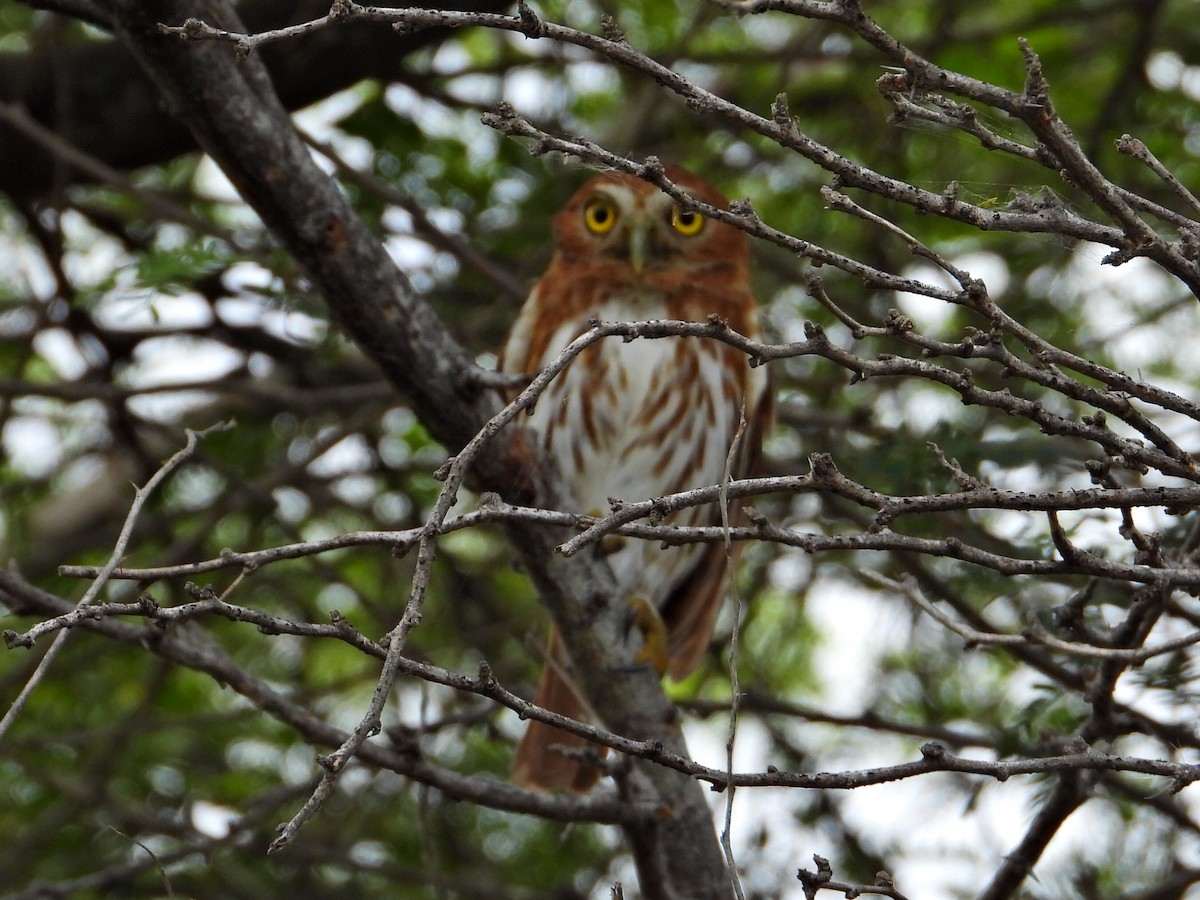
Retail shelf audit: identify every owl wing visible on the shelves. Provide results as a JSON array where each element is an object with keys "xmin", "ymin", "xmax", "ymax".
[{"xmin": 660, "ymin": 369, "xmax": 772, "ymax": 680}]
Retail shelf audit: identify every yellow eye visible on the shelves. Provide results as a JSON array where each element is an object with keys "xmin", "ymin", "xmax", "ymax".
[
  {"xmin": 670, "ymin": 206, "xmax": 706, "ymax": 236},
  {"xmin": 583, "ymin": 197, "xmax": 618, "ymax": 235}
]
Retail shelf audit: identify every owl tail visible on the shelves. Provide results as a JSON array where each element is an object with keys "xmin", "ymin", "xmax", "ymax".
[{"xmin": 511, "ymin": 629, "xmax": 605, "ymax": 792}]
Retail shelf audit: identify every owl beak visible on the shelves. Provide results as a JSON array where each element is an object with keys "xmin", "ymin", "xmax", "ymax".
[{"xmin": 627, "ymin": 221, "xmax": 649, "ymax": 274}]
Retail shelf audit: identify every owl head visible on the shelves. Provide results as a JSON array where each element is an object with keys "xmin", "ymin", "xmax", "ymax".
[{"xmin": 551, "ymin": 165, "xmax": 749, "ymax": 276}]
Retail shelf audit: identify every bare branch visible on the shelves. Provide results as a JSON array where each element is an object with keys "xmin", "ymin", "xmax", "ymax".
[
  {"xmin": 798, "ymin": 855, "xmax": 913, "ymax": 900},
  {"xmin": 1116, "ymin": 133, "xmax": 1200, "ymax": 220},
  {"xmin": 867, "ymin": 571, "xmax": 1200, "ymax": 664},
  {"xmin": 0, "ymin": 567, "xmax": 629, "ymax": 824},
  {"xmin": 0, "ymin": 422, "xmax": 230, "ymax": 743},
  {"xmin": 0, "ymin": 102, "xmax": 235, "ymax": 243}
]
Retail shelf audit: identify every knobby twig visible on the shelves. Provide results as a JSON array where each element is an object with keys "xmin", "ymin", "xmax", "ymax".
[
  {"xmin": 9, "ymin": 565, "xmax": 1200, "ymax": 793},
  {"xmin": 798, "ymin": 855, "xmax": 912, "ymax": 900},
  {"xmin": 158, "ymin": 1, "xmax": 1200, "ymax": 296},
  {"xmin": 48, "ymin": 429, "xmax": 1200, "ymax": 599},
  {"xmin": 868, "ymin": 571, "xmax": 1200, "ymax": 665},
  {"xmin": 0, "ymin": 422, "xmax": 231, "ymax": 742},
  {"xmin": 0, "ymin": 567, "xmax": 629, "ymax": 824}
]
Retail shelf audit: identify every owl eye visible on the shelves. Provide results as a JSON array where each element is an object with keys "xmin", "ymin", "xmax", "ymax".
[
  {"xmin": 583, "ymin": 197, "xmax": 618, "ymax": 235},
  {"xmin": 670, "ymin": 206, "xmax": 706, "ymax": 237}
]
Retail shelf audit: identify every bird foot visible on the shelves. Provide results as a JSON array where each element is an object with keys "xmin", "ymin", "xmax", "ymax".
[
  {"xmin": 599, "ymin": 534, "xmax": 627, "ymax": 555},
  {"xmin": 627, "ymin": 596, "xmax": 669, "ymax": 675}
]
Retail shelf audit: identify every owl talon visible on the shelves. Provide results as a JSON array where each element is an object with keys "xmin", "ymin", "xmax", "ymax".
[{"xmin": 628, "ymin": 596, "xmax": 670, "ymax": 675}]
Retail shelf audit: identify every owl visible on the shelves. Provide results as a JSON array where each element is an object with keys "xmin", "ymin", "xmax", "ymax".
[{"xmin": 503, "ymin": 166, "xmax": 770, "ymax": 790}]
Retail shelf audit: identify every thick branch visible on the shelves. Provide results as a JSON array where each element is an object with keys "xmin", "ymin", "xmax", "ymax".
[
  {"xmin": 1, "ymin": 0, "xmax": 511, "ymax": 203},
  {"xmin": 104, "ymin": 1, "xmax": 730, "ymax": 895}
]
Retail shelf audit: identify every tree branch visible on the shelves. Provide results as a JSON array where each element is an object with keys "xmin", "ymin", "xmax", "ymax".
[{"xmin": 104, "ymin": 2, "xmax": 731, "ymax": 895}]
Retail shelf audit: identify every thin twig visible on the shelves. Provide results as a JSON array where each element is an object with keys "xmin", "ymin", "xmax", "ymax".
[
  {"xmin": 53, "ymin": 454, "xmax": 1200, "ymax": 593},
  {"xmin": 0, "ymin": 422, "xmax": 231, "ymax": 742},
  {"xmin": 1116, "ymin": 133, "xmax": 1200, "ymax": 219},
  {"xmin": 867, "ymin": 570, "xmax": 1200, "ymax": 663},
  {"xmin": 720, "ymin": 405, "xmax": 749, "ymax": 900},
  {"xmin": 820, "ymin": 184, "xmax": 979, "ymax": 289},
  {"xmin": 798, "ymin": 853, "xmax": 913, "ymax": 900}
]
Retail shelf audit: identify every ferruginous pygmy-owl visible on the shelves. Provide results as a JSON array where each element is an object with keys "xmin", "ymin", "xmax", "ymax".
[{"xmin": 502, "ymin": 166, "xmax": 770, "ymax": 790}]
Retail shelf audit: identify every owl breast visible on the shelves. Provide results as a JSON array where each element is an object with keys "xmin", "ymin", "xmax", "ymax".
[{"xmin": 526, "ymin": 292, "xmax": 745, "ymax": 606}]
